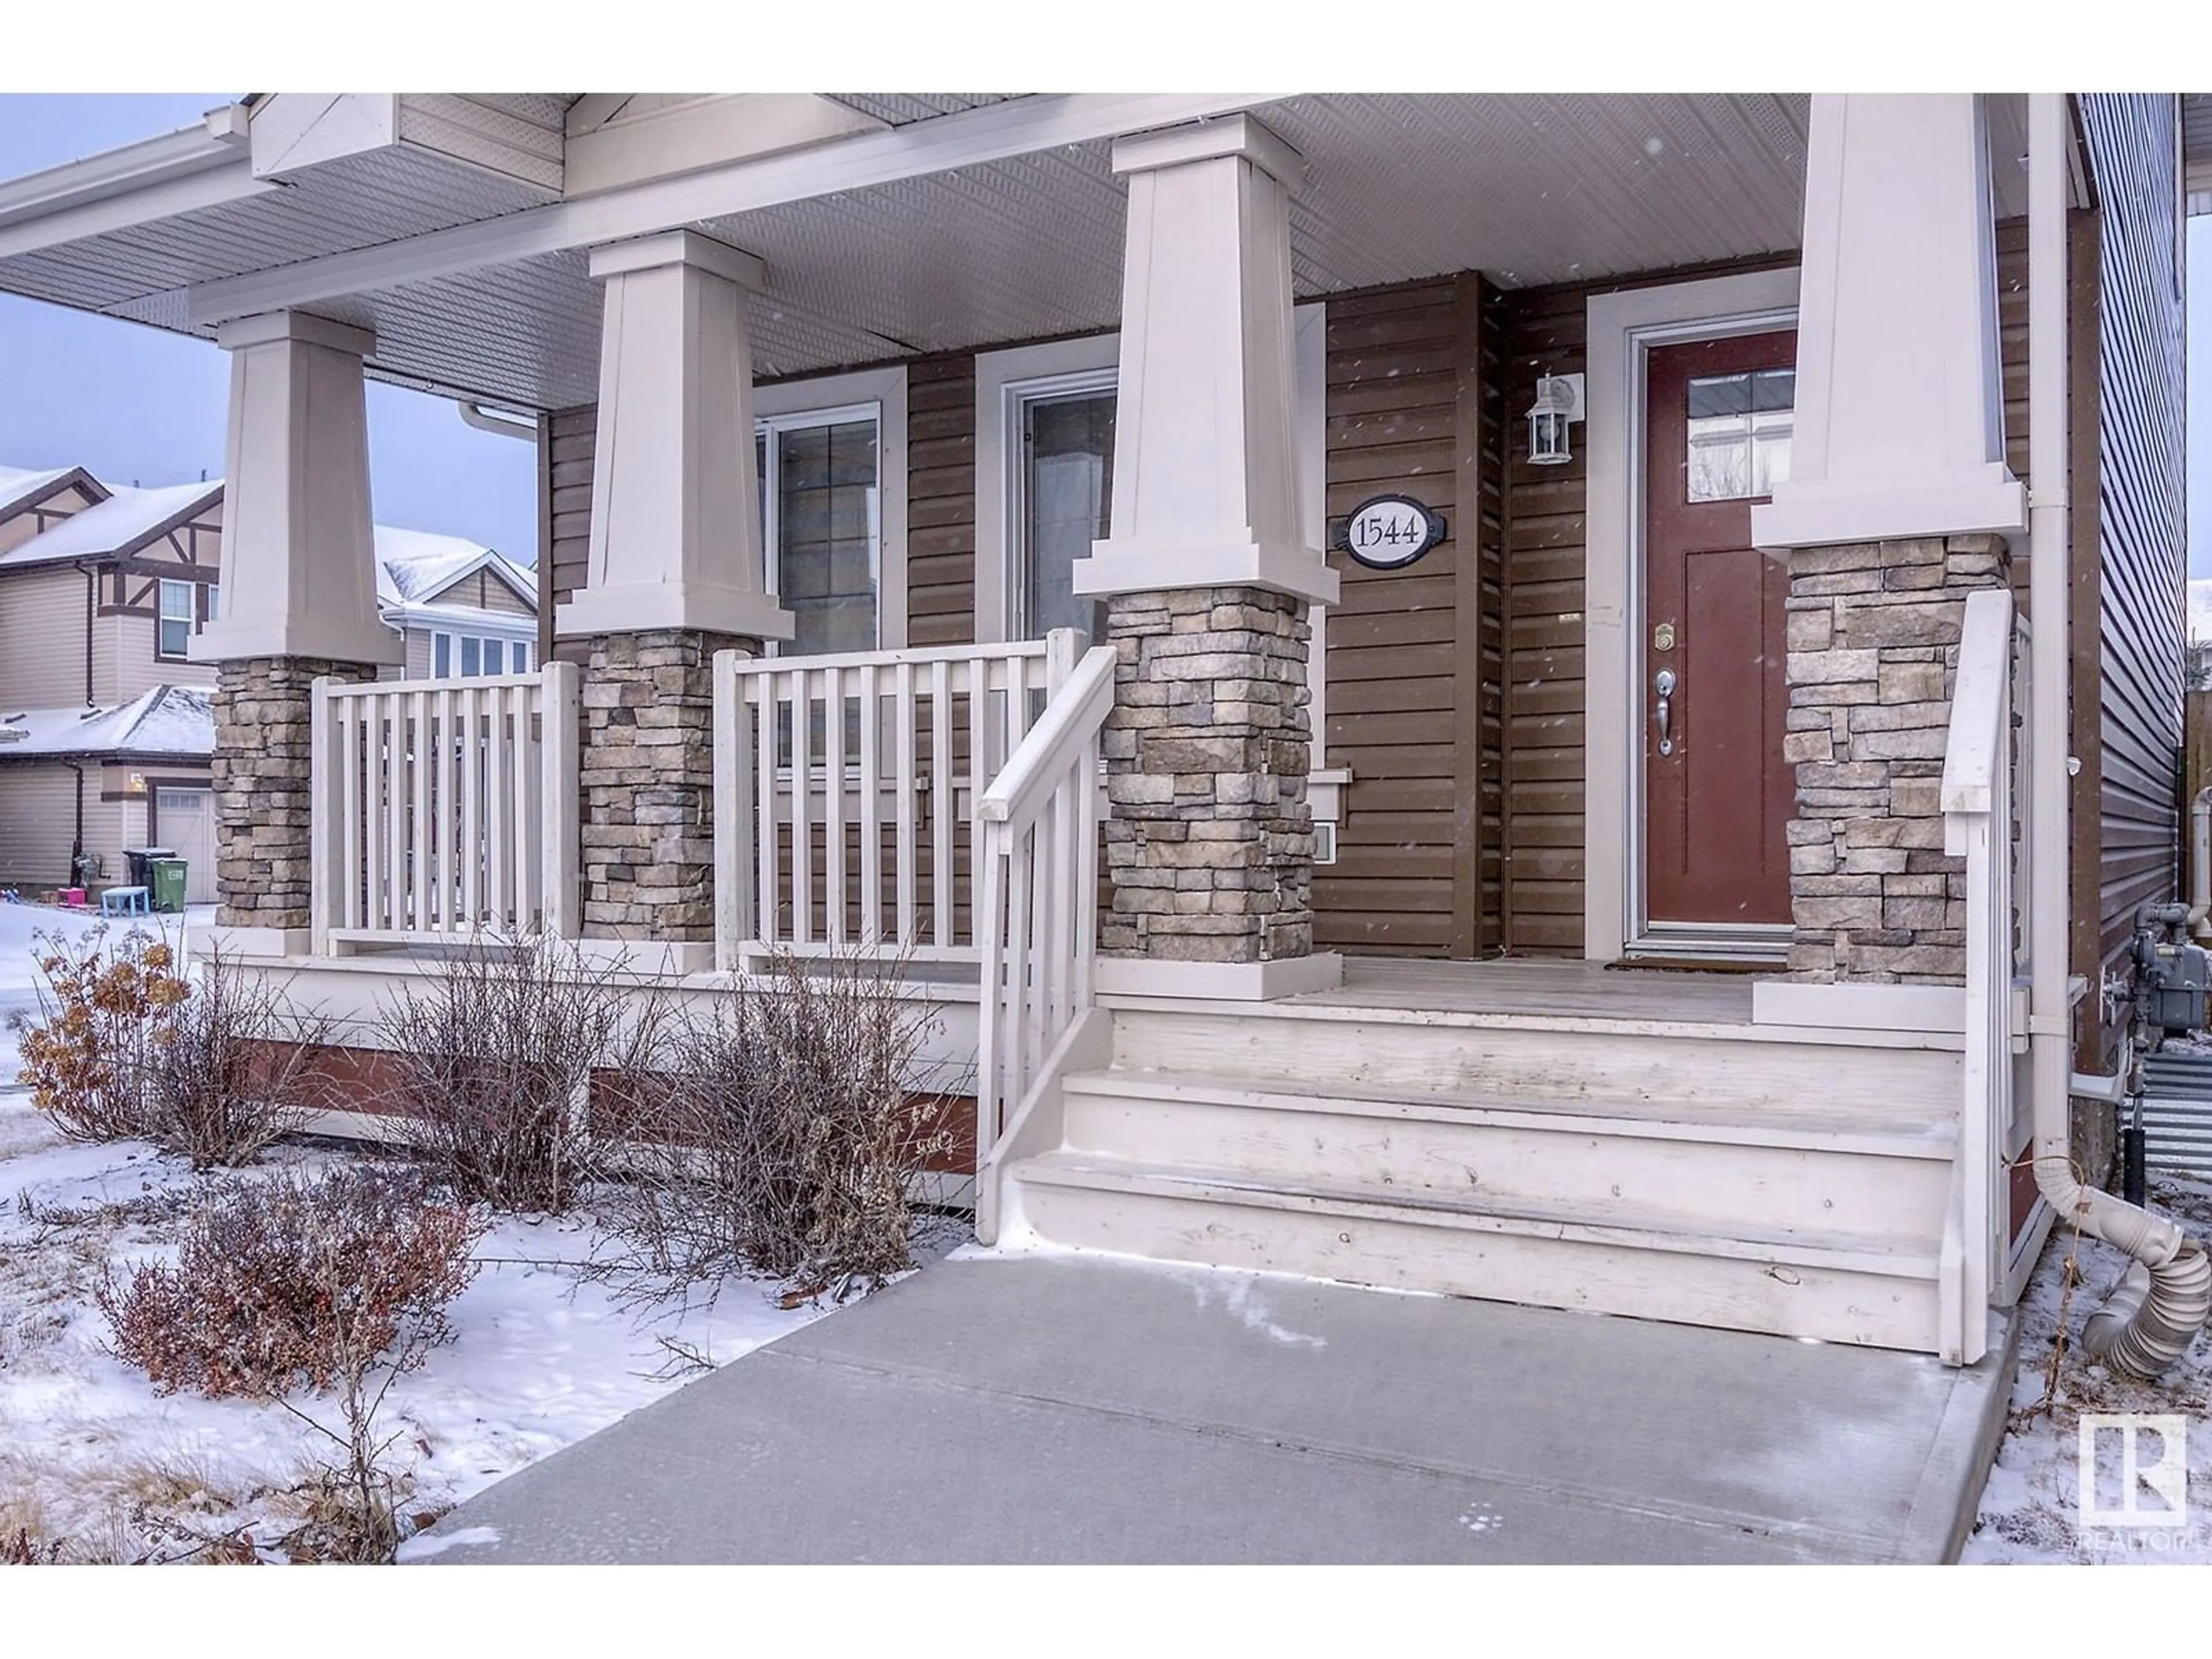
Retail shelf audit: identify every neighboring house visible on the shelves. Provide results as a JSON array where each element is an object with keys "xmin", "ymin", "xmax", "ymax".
[
  {"xmin": 375, "ymin": 526, "xmax": 538, "ymax": 680},
  {"xmin": 0, "ymin": 93, "xmax": 2199, "ymax": 1374},
  {"xmin": 0, "ymin": 462, "xmax": 536, "ymax": 901},
  {"xmin": 0, "ymin": 468, "xmax": 225, "ymax": 902}
]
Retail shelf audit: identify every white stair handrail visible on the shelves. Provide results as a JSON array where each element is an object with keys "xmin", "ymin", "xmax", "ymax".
[
  {"xmin": 1937, "ymin": 586, "xmax": 2020, "ymax": 1366},
  {"xmin": 975, "ymin": 642, "xmax": 1117, "ymax": 1164}
]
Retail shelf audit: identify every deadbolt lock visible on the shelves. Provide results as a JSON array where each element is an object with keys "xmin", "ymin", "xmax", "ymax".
[{"xmin": 1653, "ymin": 621, "xmax": 1676, "ymax": 653}]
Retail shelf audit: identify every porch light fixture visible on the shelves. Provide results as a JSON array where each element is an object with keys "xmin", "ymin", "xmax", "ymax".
[{"xmin": 1525, "ymin": 373, "xmax": 1585, "ymax": 467}]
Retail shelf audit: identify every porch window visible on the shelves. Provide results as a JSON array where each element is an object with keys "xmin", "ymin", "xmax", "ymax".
[
  {"xmin": 1684, "ymin": 368, "xmax": 1794, "ymax": 502},
  {"xmin": 431, "ymin": 630, "xmax": 529, "ymax": 679},
  {"xmin": 157, "ymin": 579, "xmax": 194, "ymax": 658},
  {"xmin": 757, "ymin": 404, "xmax": 880, "ymax": 657},
  {"xmin": 1016, "ymin": 384, "xmax": 1114, "ymax": 643}
]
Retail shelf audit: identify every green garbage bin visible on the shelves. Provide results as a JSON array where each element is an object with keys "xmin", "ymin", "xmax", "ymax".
[{"xmin": 149, "ymin": 858, "xmax": 188, "ymax": 914}]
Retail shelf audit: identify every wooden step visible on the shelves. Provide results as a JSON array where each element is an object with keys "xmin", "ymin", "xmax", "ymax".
[
  {"xmin": 1007, "ymin": 1151, "xmax": 1943, "ymax": 1351},
  {"xmin": 1058, "ymin": 1070, "xmax": 1953, "ymax": 1246},
  {"xmin": 1107, "ymin": 1003, "xmax": 1960, "ymax": 1128}
]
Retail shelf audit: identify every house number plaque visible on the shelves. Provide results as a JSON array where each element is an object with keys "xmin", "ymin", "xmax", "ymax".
[{"xmin": 1332, "ymin": 494, "xmax": 1448, "ymax": 570}]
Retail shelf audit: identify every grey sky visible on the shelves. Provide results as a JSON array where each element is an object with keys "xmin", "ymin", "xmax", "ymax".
[
  {"xmin": 0, "ymin": 94, "xmax": 539, "ymax": 562},
  {"xmin": 0, "ymin": 96, "xmax": 2204, "ymax": 576}
]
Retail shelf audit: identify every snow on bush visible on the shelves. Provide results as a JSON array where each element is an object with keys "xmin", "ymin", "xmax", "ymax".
[{"xmin": 11, "ymin": 925, "xmax": 187, "ymax": 1142}]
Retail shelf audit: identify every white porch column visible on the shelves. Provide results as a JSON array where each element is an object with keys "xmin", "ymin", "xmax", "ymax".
[
  {"xmin": 1077, "ymin": 113, "xmax": 1339, "ymax": 997},
  {"xmin": 193, "ymin": 310, "xmax": 397, "ymax": 666},
  {"xmin": 557, "ymin": 230, "xmax": 787, "ymax": 964},
  {"xmin": 192, "ymin": 310, "xmax": 393, "ymax": 955},
  {"xmin": 554, "ymin": 229, "xmax": 791, "ymax": 642},
  {"xmin": 1073, "ymin": 114, "xmax": 1336, "ymax": 606},
  {"xmin": 1751, "ymin": 96, "xmax": 2024, "ymax": 990},
  {"xmin": 1751, "ymin": 94, "xmax": 2027, "ymax": 551}
]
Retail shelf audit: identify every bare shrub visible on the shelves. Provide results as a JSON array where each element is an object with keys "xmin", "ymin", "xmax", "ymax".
[
  {"xmin": 10, "ymin": 925, "xmax": 188, "ymax": 1142},
  {"xmin": 96, "ymin": 1165, "xmax": 482, "ymax": 1563},
  {"xmin": 375, "ymin": 933, "xmax": 658, "ymax": 1214},
  {"xmin": 139, "ymin": 948, "xmax": 334, "ymax": 1169},
  {"xmin": 596, "ymin": 949, "xmax": 957, "ymax": 1296},
  {"xmin": 96, "ymin": 1165, "xmax": 480, "ymax": 1400}
]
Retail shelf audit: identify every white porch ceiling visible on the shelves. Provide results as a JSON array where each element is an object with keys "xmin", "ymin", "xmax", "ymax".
[{"xmin": 0, "ymin": 92, "xmax": 2075, "ymax": 412}]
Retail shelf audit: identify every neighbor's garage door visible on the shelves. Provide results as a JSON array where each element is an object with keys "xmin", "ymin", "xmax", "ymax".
[{"xmin": 156, "ymin": 789, "xmax": 217, "ymax": 904}]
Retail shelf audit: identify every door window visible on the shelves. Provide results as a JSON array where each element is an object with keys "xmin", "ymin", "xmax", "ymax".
[{"xmin": 1684, "ymin": 368, "xmax": 1794, "ymax": 502}]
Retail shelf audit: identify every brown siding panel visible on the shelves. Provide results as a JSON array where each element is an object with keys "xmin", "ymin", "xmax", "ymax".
[
  {"xmin": 1317, "ymin": 278, "xmax": 1505, "ymax": 958},
  {"xmin": 906, "ymin": 354, "xmax": 977, "ymax": 648},
  {"xmin": 546, "ymin": 403, "xmax": 596, "ymax": 665}
]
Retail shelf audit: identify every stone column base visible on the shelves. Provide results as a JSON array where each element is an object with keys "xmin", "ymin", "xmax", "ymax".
[
  {"xmin": 578, "ymin": 628, "xmax": 756, "ymax": 945},
  {"xmin": 1782, "ymin": 533, "xmax": 2009, "ymax": 986},
  {"xmin": 1099, "ymin": 587, "xmax": 1316, "ymax": 967},
  {"xmin": 212, "ymin": 655, "xmax": 381, "ymax": 930}
]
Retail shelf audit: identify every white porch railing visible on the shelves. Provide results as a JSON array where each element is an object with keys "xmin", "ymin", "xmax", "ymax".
[
  {"xmin": 974, "ymin": 641, "xmax": 1117, "ymax": 1152},
  {"xmin": 1937, "ymin": 588, "xmax": 2029, "ymax": 1366},
  {"xmin": 711, "ymin": 632, "xmax": 1084, "ymax": 971},
  {"xmin": 310, "ymin": 664, "xmax": 580, "ymax": 952}
]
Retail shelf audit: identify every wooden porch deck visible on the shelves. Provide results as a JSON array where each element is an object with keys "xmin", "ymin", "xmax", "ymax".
[{"xmin": 1295, "ymin": 956, "xmax": 1758, "ymax": 1025}]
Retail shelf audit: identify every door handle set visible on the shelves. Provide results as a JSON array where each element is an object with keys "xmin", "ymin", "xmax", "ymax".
[{"xmin": 1654, "ymin": 668, "xmax": 1676, "ymax": 756}]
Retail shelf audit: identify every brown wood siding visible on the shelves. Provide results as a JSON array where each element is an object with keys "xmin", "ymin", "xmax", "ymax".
[
  {"xmin": 1498, "ymin": 279, "xmax": 1593, "ymax": 953},
  {"xmin": 906, "ymin": 354, "xmax": 978, "ymax": 648},
  {"xmin": 2079, "ymin": 96, "xmax": 2190, "ymax": 1053},
  {"xmin": 546, "ymin": 403, "xmax": 596, "ymax": 665},
  {"xmin": 1317, "ymin": 278, "xmax": 1502, "ymax": 957}
]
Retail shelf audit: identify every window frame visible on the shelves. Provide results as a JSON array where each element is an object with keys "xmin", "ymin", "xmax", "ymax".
[
  {"xmin": 751, "ymin": 365, "xmax": 909, "ymax": 654},
  {"xmin": 156, "ymin": 578, "xmax": 196, "ymax": 661},
  {"xmin": 755, "ymin": 397, "xmax": 884, "ymax": 660},
  {"xmin": 1005, "ymin": 365, "xmax": 1120, "ymax": 643}
]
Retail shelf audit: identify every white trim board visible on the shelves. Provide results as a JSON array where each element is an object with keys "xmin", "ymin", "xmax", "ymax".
[{"xmin": 1582, "ymin": 267, "xmax": 1801, "ymax": 964}]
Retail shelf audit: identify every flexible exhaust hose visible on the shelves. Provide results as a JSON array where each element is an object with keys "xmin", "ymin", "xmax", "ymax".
[{"xmin": 2039, "ymin": 1153, "xmax": 2212, "ymax": 1378}]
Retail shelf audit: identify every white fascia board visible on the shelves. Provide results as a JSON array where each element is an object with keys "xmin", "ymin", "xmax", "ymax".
[
  {"xmin": 0, "ymin": 105, "xmax": 249, "ymax": 229},
  {"xmin": 385, "ymin": 600, "xmax": 537, "ymax": 637},
  {"xmin": 0, "ymin": 109, "xmax": 266, "ymax": 259},
  {"xmin": 565, "ymin": 94, "xmax": 887, "ymax": 199},
  {"xmin": 184, "ymin": 92, "xmax": 1283, "ymax": 327}
]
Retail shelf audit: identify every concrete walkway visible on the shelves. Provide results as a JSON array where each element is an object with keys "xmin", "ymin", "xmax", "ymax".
[{"xmin": 415, "ymin": 1251, "xmax": 2016, "ymax": 1565}]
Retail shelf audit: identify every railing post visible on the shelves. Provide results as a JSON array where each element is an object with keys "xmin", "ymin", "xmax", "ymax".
[
  {"xmin": 540, "ymin": 660, "xmax": 581, "ymax": 941},
  {"xmin": 309, "ymin": 675, "xmax": 335, "ymax": 956},
  {"xmin": 1043, "ymin": 626, "xmax": 1082, "ymax": 699},
  {"xmin": 712, "ymin": 646, "xmax": 755, "ymax": 973}
]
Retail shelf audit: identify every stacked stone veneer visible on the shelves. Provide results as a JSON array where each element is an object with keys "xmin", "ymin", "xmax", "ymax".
[
  {"xmin": 579, "ymin": 628, "xmax": 754, "ymax": 942},
  {"xmin": 212, "ymin": 656, "xmax": 380, "ymax": 929},
  {"xmin": 1783, "ymin": 534, "xmax": 2011, "ymax": 984},
  {"xmin": 1100, "ymin": 587, "xmax": 1316, "ymax": 964}
]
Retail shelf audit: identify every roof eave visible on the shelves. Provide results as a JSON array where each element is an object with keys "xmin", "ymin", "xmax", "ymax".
[{"xmin": 0, "ymin": 104, "xmax": 252, "ymax": 234}]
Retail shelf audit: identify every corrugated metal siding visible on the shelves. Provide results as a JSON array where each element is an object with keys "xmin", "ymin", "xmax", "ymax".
[
  {"xmin": 0, "ymin": 567, "xmax": 89, "ymax": 707},
  {"xmin": 2080, "ymin": 95, "xmax": 2190, "ymax": 1006},
  {"xmin": 906, "ymin": 354, "xmax": 977, "ymax": 649},
  {"xmin": 1316, "ymin": 277, "xmax": 1502, "ymax": 957},
  {"xmin": 0, "ymin": 763, "xmax": 78, "ymax": 892}
]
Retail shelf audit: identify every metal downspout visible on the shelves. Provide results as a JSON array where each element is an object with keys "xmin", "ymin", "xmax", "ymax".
[{"xmin": 2027, "ymin": 92, "xmax": 2210, "ymax": 1377}]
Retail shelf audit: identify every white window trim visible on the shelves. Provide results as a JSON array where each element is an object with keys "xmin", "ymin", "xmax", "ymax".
[
  {"xmin": 1583, "ymin": 267, "xmax": 1801, "ymax": 965},
  {"xmin": 972, "ymin": 308, "xmax": 1338, "ymax": 813},
  {"xmin": 156, "ymin": 578, "xmax": 196, "ymax": 660},
  {"xmin": 753, "ymin": 365, "xmax": 908, "ymax": 651}
]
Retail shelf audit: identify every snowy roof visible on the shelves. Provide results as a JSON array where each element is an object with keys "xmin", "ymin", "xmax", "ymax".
[
  {"xmin": 375, "ymin": 524, "xmax": 537, "ymax": 612},
  {"xmin": 0, "ymin": 464, "xmax": 92, "ymax": 520},
  {"xmin": 0, "ymin": 685, "xmax": 213, "ymax": 760},
  {"xmin": 0, "ymin": 479, "xmax": 221, "ymax": 570}
]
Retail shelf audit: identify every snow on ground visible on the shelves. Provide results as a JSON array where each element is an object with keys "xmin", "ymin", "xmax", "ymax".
[
  {"xmin": 0, "ymin": 933, "xmax": 949, "ymax": 1562},
  {"xmin": 1963, "ymin": 1173, "xmax": 2212, "ymax": 1563}
]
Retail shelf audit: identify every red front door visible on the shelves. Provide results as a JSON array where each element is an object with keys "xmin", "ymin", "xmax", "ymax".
[{"xmin": 1641, "ymin": 331, "xmax": 1797, "ymax": 932}]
